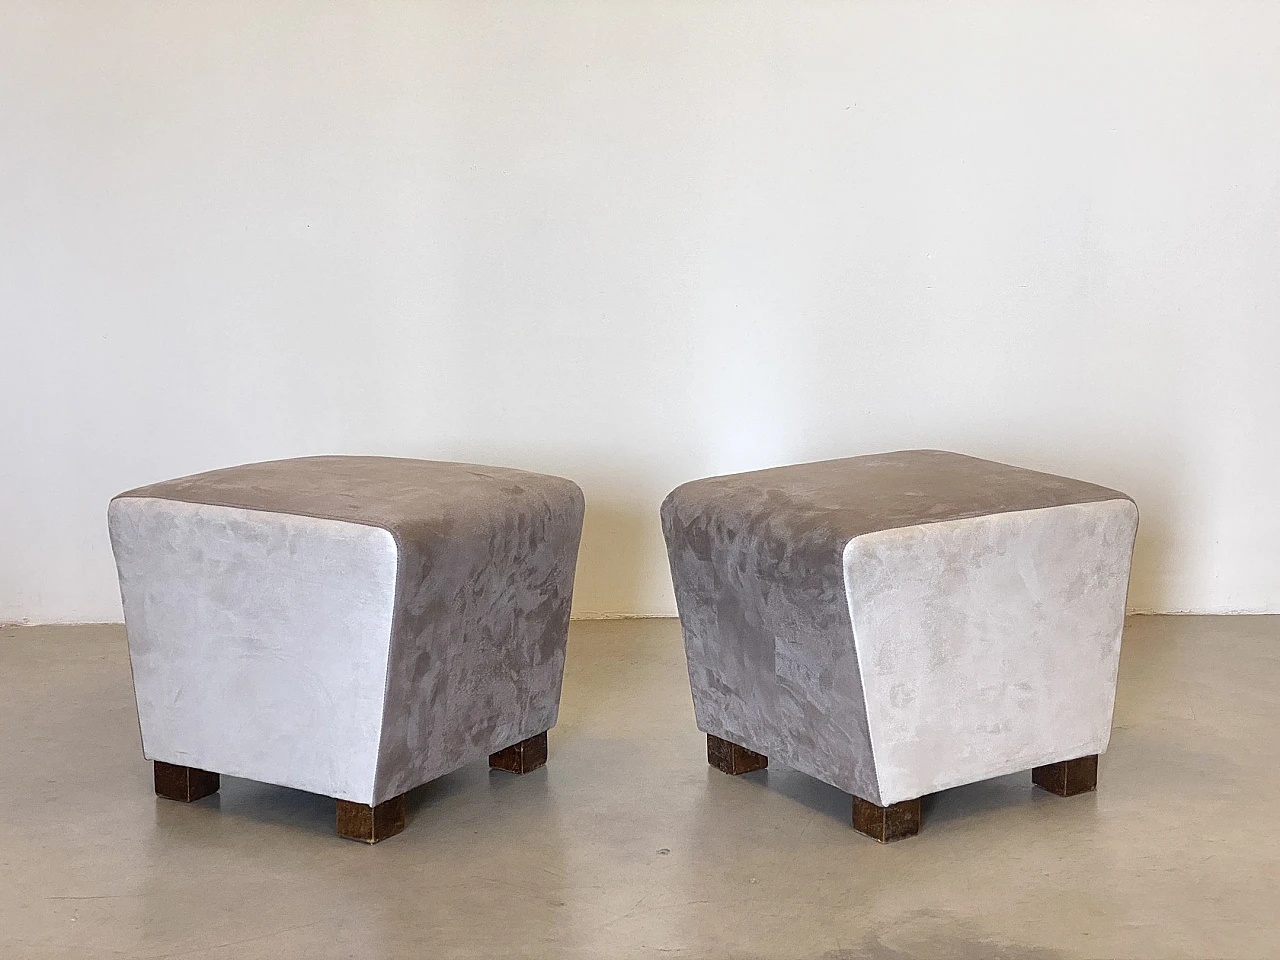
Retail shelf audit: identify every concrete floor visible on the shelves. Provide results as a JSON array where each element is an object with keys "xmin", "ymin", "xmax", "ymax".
[{"xmin": 0, "ymin": 616, "xmax": 1277, "ymax": 959}]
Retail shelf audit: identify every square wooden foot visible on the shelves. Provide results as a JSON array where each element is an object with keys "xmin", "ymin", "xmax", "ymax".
[
  {"xmin": 852, "ymin": 795, "xmax": 922, "ymax": 842},
  {"xmin": 1032, "ymin": 754, "xmax": 1099, "ymax": 797},
  {"xmin": 707, "ymin": 734, "xmax": 768, "ymax": 775},
  {"xmin": 489, "ymin": 731, "xmax": 548, "ymax": 774},
  {"xmin": 153, "ymin": 761, "xmax": 220, "ymax": 802},
  {"xmin": 336, "ymin": 794, "xmax": 407, "ymax": 843}
]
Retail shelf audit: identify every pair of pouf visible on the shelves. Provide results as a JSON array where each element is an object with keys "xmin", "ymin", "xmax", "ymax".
[{"xmin": 109, "ymin": 450, "xmax": 1137, "ymax": 843}]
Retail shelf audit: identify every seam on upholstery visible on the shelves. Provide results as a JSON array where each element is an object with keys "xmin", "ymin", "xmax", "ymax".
[
  {"xmin": 369, "ymin": 527, "xmax": 403, "ymax": 806},
  {"xmin": 111, "ymin": 492, "xmax": 401, "ymax": 534},
  {"xmin": 841, "ymin": 535, "xmax": 883, "ymax": 807},
  {"xmin": 848, "ymin": 491, "xmax": 1136, "ymax": 538}
]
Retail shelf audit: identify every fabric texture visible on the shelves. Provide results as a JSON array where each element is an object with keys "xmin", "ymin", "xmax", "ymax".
[
  {"xmin": 111, "ymin": 456, "xmax": 585, "ymax": 805},
  {"xmin": 661, "ymin": 449, "xmax": 1138, "ymax": 805}
]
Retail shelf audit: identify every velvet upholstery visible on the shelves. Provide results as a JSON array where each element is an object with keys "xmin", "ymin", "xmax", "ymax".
[
  {"xmin": 109, "ymin": 456, "xmax": 585, "ymax": 805},
  {"xmin": 661, "ymin": 450, "xmax": 1138, "ymax": 806}
]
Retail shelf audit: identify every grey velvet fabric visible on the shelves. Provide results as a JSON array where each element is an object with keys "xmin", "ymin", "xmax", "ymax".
[
  {"xmin": 110, "ymin": 499, "xmax": 400, "ymax": 803},
  {"xmin": 112, "ymin": 456, "xmax": 585, "ymax": 805},
  {"xmin": 661, "ymin": 450, "xmax": 1138, "ymax": 805}
]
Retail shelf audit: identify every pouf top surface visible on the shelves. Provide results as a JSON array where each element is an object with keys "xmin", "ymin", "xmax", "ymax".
[
  {"xmin": 113, "ymin": 456, "xmax": 581, "ymax": 531},
  {"xmin": 664, "ymin": 449, "xmax": 1131, "ymax": 538}
]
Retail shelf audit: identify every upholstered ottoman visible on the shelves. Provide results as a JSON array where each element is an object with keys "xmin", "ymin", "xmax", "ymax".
[
  {"xmin": 661, "ymin": 450, "xmax": 1138, "ymax": 841},
  {"xmin": 108, "ymin": 456, "xmax": 584, "ymax": 842}
]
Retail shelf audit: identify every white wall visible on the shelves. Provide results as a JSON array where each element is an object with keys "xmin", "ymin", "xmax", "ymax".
[{"xmin": 2, "ymin": 1, "xmax": 1278, "ymax": 623}]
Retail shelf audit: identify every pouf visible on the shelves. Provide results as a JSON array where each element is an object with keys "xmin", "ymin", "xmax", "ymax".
[
  {"xmin": 660, "ymin": 450, "xmax": 1138, "ymax": 841},
  {"xmin": 108, "ymin": 456, "xmax": 585, "ymax": 842}
]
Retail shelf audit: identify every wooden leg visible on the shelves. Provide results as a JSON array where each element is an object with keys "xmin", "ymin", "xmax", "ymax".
[
  {"xmin": 153, "ymin": 761, "xmax": 220, "ymax": 802},
  {"xmin": 336, "ymin": 794, "xmax": 407, "ymax": 844},
  {"xmin": 852, "ymin": 795, "xmax": 922, "ymax": 842},
  {"xmin": 1032, "ymin": 754, "xmax": 1099, "ymax": 797},
  {"xmin": 706, "ymin": 734, "xmax": 768, "ymax": 776},
  {"xmin": 489, "ymin": 731, "xmax": 549, "ymax": 775}
]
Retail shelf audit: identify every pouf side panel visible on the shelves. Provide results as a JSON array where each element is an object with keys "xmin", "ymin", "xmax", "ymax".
[
  {"xmin": 661, "ymin": 492, "xmax": 782, "ymax": 759},
  {"xmin": 108, "ymin": 497, "xmax": 396, "ymax": 805},
  {"xmin": 661, "ymin": 487, "xmax": 880, "ymax": 802},
  {"xmin": 372, "ymin": 480, "xmax": 584, "ymax": 803},
  {"xmin": 845, "ymin": 498, "xmax": 1138, "ymax": 806}
]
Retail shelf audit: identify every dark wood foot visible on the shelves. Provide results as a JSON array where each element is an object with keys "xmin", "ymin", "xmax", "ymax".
[
  {"xmin": 852, "ymin": 795, "xmax": 922, "ymax": 842},
  {"xmin": 489, "ymin": 731, "xmax": 548, "ymax": 774},
  {"xmin": 1032, "ymin": 754, "xmax": 1099, "ymax": 797},
  {"xmin": 336, "ymin": 794, "xmax": 407, "ymax": 843},
  {"xmin": 707, "ymin": 734, "xmax": 768, "ymax": 775},
  {"xmin": 154, "ymin": 761, "xmax": 219, "ymax": 802}
]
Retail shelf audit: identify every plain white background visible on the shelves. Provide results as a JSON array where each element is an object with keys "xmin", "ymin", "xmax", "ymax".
[{"xmin": 2, "ymin": 1, "xmax": 1277, "ymax": 622}]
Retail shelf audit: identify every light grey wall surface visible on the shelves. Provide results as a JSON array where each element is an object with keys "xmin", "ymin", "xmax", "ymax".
[{"xmin": 3, "ymin": 2, "xmax": 1278, "ymax": 621}]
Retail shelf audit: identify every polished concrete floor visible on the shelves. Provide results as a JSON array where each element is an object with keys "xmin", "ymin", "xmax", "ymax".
[{"xmin": 0, "ymin": 616, "xmax": 1277, "ymax": 959}]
